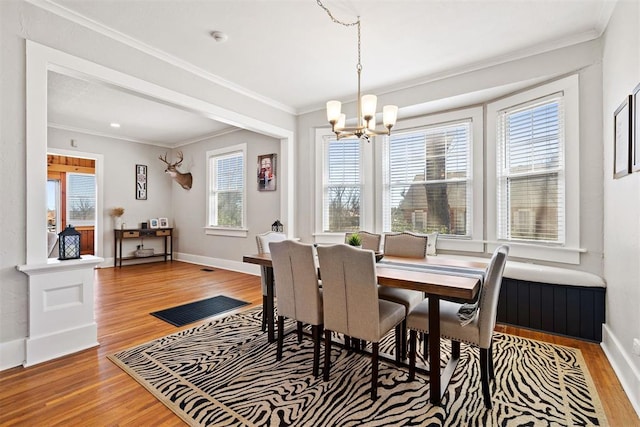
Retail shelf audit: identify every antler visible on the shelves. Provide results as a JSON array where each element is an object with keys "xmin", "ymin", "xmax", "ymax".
[
  {"xmin": 175, "ymin": 151, "xmax": 184, "ymax": 167},
  {"xmin": 158, "ymin": 152, "xmax": 170, "ymax": 165}
]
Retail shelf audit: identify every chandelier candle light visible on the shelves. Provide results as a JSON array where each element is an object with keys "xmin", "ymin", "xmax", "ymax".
[{"xmin": 318, "ymin": 0, "xmax": 398, "ymax": 141}]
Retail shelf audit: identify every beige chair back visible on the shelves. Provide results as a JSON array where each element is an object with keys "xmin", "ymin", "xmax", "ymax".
[
  {"xmin": 383, "ymin": 232, "xmax": 428, "ymax": 258},
  {"xmin": 477, "ymin": 245, "xmax": 509, "ymax": 348},
  {"xmin": 256, "ymin": 231, "xmax": 287, "ymax": 253},
  {"xmin": 269, "ymin": 240, "xmax": 323, "ymax": 326},
  {"xmin": 345, "ymin": 231, "xmax": 382, "ymax": 252},
  {"xmin": 317, "ymin": 244, "xmax": 382, "ymax": 342},
  {"xmin": 256, "ymin": 231, "xmax": 288, "ymax": 293}
]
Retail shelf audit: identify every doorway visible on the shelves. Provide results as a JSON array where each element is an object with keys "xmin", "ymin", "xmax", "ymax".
[{"xmin": 47, "ymin": 154, "xmax": 96, "ymax": 257}]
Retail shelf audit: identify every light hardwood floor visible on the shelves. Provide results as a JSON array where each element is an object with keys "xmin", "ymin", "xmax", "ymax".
[{"xmin": 0, "ymin": 261, "xmax": 638, "ymax": 425}]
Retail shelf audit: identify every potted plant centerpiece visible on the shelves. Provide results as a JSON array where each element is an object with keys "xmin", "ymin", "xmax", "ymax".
[{"xmin": 347, "ymin": 233, "xmax": 362, "ymax": 248}]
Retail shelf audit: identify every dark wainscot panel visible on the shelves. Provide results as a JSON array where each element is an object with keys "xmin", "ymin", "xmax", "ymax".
[{"xmin": 497, "ymin": 278, "xmax": 605, "ymax": 342}]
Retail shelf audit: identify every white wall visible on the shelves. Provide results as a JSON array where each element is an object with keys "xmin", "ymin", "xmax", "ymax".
[
  {"xmin": 172, "ymin": 130, "xmax": 281, "ymax": 265},
  {"xmin": 600, "ymin": 0, "xmax": 640, "ymax": 416}
]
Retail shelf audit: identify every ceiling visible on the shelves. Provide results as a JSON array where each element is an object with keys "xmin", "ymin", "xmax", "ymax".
[{"xmin": 45, "ymin": 0, "xmax": 614, "ymax": 146}]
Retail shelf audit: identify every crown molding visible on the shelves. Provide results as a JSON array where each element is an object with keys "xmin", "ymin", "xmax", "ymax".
[{"xmin": 26, "ymin": 0, "xmax": 296, "ymax": 115}]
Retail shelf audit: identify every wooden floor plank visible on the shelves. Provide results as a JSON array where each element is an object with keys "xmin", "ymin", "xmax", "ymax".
[{"xmin": 0, "ymin": 261, "xmax": 637, "ymax": 425}]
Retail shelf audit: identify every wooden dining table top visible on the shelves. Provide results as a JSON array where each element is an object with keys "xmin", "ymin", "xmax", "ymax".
[{"xmin": 243, "ymin": 253, "xmax": 486, "ymax": 301}]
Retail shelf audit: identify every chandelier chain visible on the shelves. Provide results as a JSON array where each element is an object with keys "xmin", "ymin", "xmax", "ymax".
[{"xmin": 316, "ymin": 0, "xmax": 361, "ymax": 68}]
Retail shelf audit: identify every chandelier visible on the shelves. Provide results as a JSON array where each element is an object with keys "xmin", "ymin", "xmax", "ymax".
[{"xmin": 317, "ymin": 0, "xmax": 398, "ymax": 141}]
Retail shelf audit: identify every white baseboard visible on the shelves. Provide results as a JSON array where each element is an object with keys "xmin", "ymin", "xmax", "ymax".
[
  {"xmin": 175, "ymin": 252, "xmax": 260, "ymax": 276},
  {"xmin": 24, "ymin": 323, "xmax": 98, "ymax": 367},
  {"xmin": 601, "ymin": 324, "xmax": 640, "ymax": 419},
  {"xmin": 0, "ymin": 338, "xmax": 26, "ymax": 371}
]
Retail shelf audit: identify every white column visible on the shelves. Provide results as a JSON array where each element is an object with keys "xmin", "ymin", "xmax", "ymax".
[{"xmin": 16, "ymin": 256, "xmax": 103, "ymax": 366}]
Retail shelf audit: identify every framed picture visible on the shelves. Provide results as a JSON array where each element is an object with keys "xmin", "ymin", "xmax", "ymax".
[
  {"xmin": 159, "ymin": 217, "xmax": 169, "ymax": 228},
  {"xmin": 633, "ymin": 83, "xmax": 640, "ymax": 172},
  {"xmin": 257, "ymin": 153, "xmax": 277, "ymax": 191},
  {"xmin": 149, "ymin": 218, "xmax": 159, "ymax": 229},
  {"xmin": 136, "ymin": 164, "xmax": 147, "ymax": 200},
  {"xmin": 613, "ymin": 95, "xmax": 633, "ymax": 179}
]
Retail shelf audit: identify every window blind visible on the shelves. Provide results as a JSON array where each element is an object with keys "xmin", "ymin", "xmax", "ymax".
[
  {"xmin": 386, "ymin": 120, "xmax": 472, "ymax": 236},
  {"xmin": 323, "ymin": 137, "xmax": 361, "ymax": 232},
  {"xmin": 66, "ymin": 173, "xmax": 96, "ymax": 226},
  {"xmin": 496, "ymin": 94, "xmax": 565, "ymax": 243},
  {"xmin": 210, "ymin": 151, "xmax": 244, "ymax": 227}
]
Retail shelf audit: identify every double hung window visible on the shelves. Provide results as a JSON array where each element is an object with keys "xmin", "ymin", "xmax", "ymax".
[
  {"xmin": 496, "ymin": 96, "xmax": 564, "ymax": 243},
  {"xmin": 319, "ymin": 135, "xmax": 362, "ymax": 232},
  {"xmin": 385, "ymin": 121, "xmax": 472, "ymax": 237},
  {"xmin": 206, "ymin": 144, "xmax": 246, "ymax": 234}
]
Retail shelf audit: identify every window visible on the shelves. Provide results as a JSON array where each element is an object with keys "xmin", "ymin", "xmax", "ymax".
[
  {"xmin": 385, "ymin": 121, "xmax": 472, "ymax": 237},
  {"xmin": 487, "ymin": 74, "xmax": 580, "ymax": 263},
  {"xmin": 206, "ymin": 144, "xmax": 247, "ymax": 236},
  {"xmin": 496, "ymin": 96, "xmax": 564, "ymax": 243},
  {"xmin": 66, "ymin": 173, "xmax": 96, "ymax": 227},
  {"xmin": 320, "ymin": 135, "xmax": 362, "ymax": 232}
]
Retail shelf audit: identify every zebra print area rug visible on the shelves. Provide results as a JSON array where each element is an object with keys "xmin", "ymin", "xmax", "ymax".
[{"xmin": 109, "ymin": 306, "xmax": 606, "ymax": 426}]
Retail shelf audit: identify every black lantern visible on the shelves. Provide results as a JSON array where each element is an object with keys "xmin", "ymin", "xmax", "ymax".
[
  {"xmin": 271, "ymin": 220, "xmax": 283, "ymax": 233},
  {"xmin": 58, "ymin": 225, "xmax": 81, "ymax": 260}
]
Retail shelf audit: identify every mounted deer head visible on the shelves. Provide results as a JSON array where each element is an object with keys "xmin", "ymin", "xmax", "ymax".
[{"xmin": 159, "ymin": 151, "xmax": 193, "ymax": 190}]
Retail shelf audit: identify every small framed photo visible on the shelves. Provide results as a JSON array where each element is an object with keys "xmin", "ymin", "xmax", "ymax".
[
  {"xmin": 159, "ymin": 217, "xmax": 169, "ymax": 228},
  {"xmin": 613, "ymin": 95, "xmax": 633, "ymax": 179},
  {"xmin": 257, "ymin": 153, "xmax": 277, "ymax": 191},
  {"xmin": 633, "ymin": 83, "xmax": 640, "ymax": 172},
  {"xmin": 136, "ymin": 164, "xmax": 147, "ymax": 200},
  {"xmin": 149, "ymin": 218, "xmax": 159, "ymax": 229}
]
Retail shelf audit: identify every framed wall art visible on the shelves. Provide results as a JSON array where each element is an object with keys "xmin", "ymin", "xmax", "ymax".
[
  {"xmin": 257, "ymin": 153, "xmax": 277, "ymax": 191},
  {"xmin": 159, "ymin": 217, "xmax": 169, "ymax": 228},
  {"xmin": 149, "ymin": 218, "xmax": 159, "ymax": 229},
  {"xmin": 633, "ymin": 83, "xmax": 640, "ymax": 172},
  {"xmin": 136, "ymin": 164, "xmax": 148, "ymax": 200},
  {"xmin": 613, "ymin": 95, "xmax": 632, "ymax": 179}
]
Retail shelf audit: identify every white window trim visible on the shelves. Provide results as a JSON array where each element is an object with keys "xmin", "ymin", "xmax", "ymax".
[
  {"xmin": 376, "ymin": 107, "xmax": 484, "ymax": 253},
  {"xmin": 205, "ymin": 143, "xmax": 248, "ymax": 238},
  {"xmin": 487, "ymin": 74, "xmax": 582, "ymax": 264},
  {"xmin": 314, "ymin": 128, "xmax": 374, "ymax": 242}
]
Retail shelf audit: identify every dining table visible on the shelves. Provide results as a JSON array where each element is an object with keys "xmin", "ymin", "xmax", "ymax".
[{"xmin": 242, "ymin": 251, "xmax": 487, "ymax": 405}]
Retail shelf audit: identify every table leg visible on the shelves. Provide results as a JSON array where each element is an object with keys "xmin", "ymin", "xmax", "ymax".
[
  {"xmin": 265, "ymin": 266, "xmax": 275, "ymax": 343},
  {"xmin": 428, "ymin": 295, "xmax": 441, "ymax": 404}
]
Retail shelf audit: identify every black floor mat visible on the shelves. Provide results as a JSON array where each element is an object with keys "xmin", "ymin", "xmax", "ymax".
[{"xmin": 150, "ymin": 295, "xmax": 250, "ymax": 327}]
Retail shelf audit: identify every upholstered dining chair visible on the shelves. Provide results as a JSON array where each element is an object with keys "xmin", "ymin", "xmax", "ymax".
[
  {"xmin": 344, "ymin": 231, "xmax": 382, "ymax": 252},
  {"xmin": 256, "ymin": 231, "xmax": 288, "ymax": 332},
  {"xmin": 378, "ymin": 232, "xmax": 427, "ymax": 358},
  {"xmin": 406, "ymin": 245, "xmax": 509, "ymax": 409},
  {"xmin": 383, "ymin": 231, "xmax": 429, "ymax": 259},
  {"xmin": 316, "ymin": 244, "xmax": 405, "ymax": 401},
  {"xmin": 269, "ymin": 240, "xmax": 324, "ymax": 377}
]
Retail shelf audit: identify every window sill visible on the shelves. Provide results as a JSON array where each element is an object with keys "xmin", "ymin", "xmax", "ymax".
[
  {"xmin": 204, "ymin": 227, "xmax": 248, "ymax": 238},
  {"xmin": 486, "ymin": 241, "xmax": 585, "ymax": 265}
]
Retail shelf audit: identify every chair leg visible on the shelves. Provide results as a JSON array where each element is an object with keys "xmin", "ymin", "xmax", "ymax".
[
  {"xmin": 401, "ymin": 319, "xmax": 408, "ymax": 360},
  {"xmin": 261, "ymin": 295, "xmax": 268, "ymax": 332},
  {"xmin": 276, "ymin": 316, "xmax": 285, "ymax": 361},
  {"xmin": 394, "ymin": 324, "xmax": 402, "ymax": 363},
  {"xmin": 312, "ymin": 325, "xmax": 322, "ymax": 378},
  {"xmin": 422, "ymin": 332, "xmax": 429, "ymax": 360},
  {"xmin": 297, "ymin": 321, "xmax": 303, "ymax": 343},
  {"xmin": 451, "ymin": 340, "xmax": 460, "ymax": 359},
  {"xmin": 371, "ymin": 342, "xmax": 379, "ymax": 401},
  {"xmin": 408, "ymin": 329, "xmax": 417, "ymax": 381},
  {"xmin": 480, "ymin": 348, "xmax": 492, "ymax": 409},
  {"xmin": 488, "ymin": 339, "xmax": 495, "ymax": 381},
  {"xmin": 323, "ymin": 329, "xmax": 332, "ymax": 381}
]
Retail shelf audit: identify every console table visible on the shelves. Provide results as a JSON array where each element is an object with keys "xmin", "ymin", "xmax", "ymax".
[{"xmin": 114, "ymin": 228, "xmax": 173, "ymax": 267}]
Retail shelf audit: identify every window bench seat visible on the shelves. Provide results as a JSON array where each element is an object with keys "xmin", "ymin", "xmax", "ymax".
[{"xmin": 431, "ymin": 254, "xmax": 606, "ymax": 342}]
